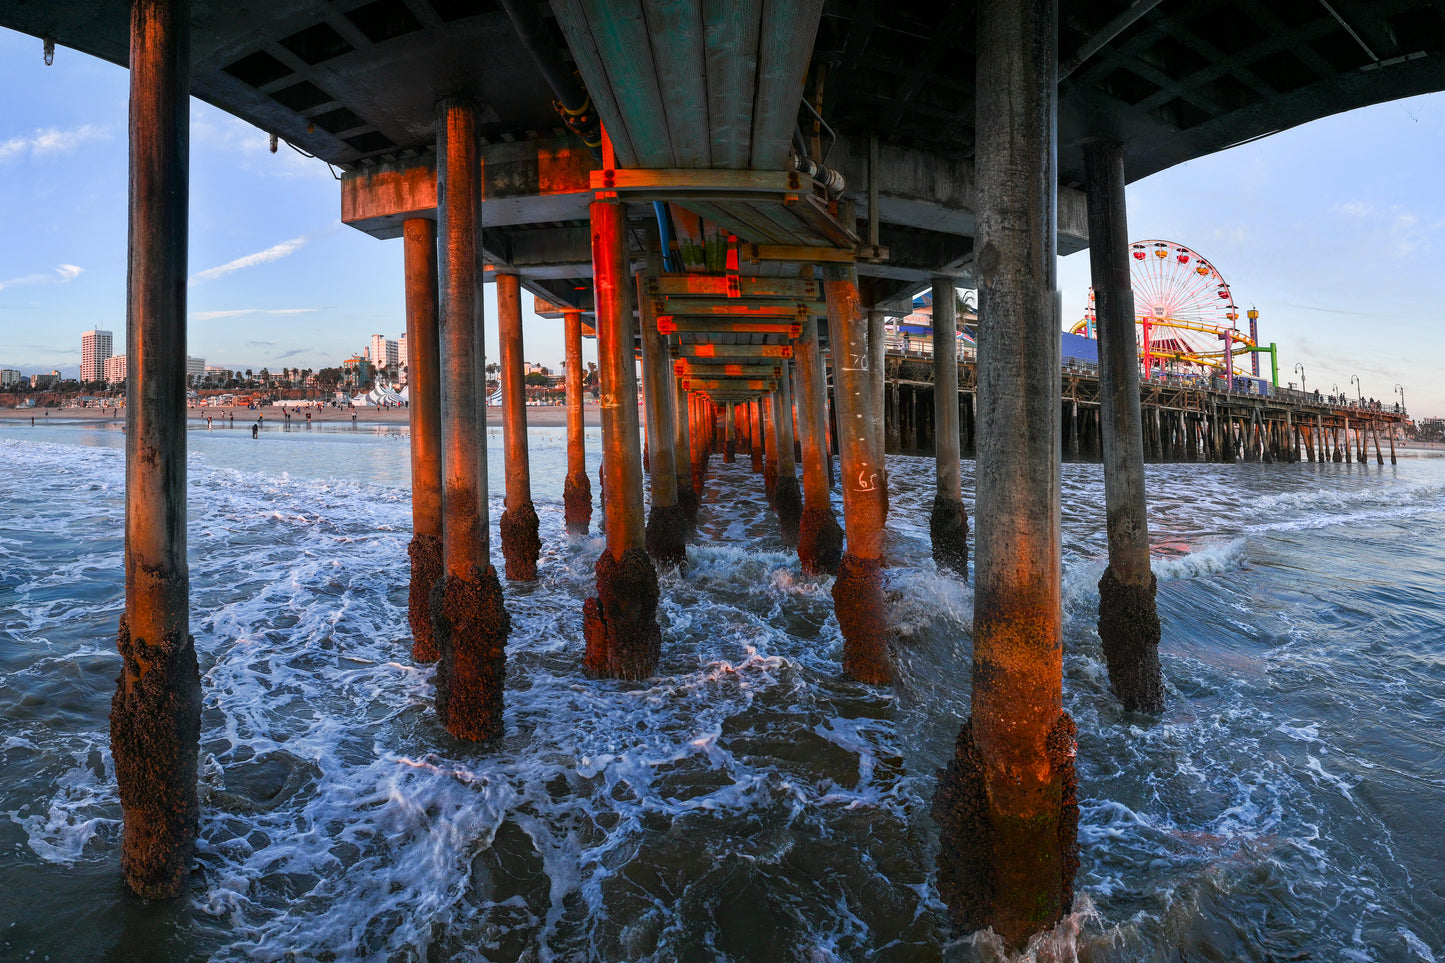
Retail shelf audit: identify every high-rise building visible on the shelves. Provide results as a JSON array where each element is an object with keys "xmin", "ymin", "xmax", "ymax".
[
  {"xmin": 104, "ymin": 355, "xmax": 128, "ymax": 383},
  {"xmin": 369, "ymin": 334, "xmax": 399, "ymax": 377},
  {"xmin": 81, "ymin": 329, "xmax": 114, "ymax": 383},
  {"xmin": 187, "ymin": 356, "xmax": 206, "ymax": 382},
  {"xmin": 0, "ymin": 369, "xmax": 21, "ymax": 387}
]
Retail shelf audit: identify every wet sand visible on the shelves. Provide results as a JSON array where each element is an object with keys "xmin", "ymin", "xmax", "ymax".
[{"xmin": 0, "ymin": 403, "xmax": 602, "ymax": 428}]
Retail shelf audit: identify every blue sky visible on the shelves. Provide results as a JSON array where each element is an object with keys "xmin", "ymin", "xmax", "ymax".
[{"xmin": 2, "ymin": 26, "xmax": 1441, "ymax": 414}]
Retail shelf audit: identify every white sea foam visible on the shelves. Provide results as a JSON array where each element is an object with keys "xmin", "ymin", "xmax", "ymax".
[{"xmin": 5, "ymin": 434, "xmax": 1445, "ymax": 958}]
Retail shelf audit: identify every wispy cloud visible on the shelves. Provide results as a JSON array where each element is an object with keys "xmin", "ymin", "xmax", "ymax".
[
  {"xmin": 276, "ymin": 348, "xmax": 313, "ymax": 360},
  {"xmin": 0, "ymin": 263, "xmax": 84, "ymax": 291},
  {"xmin": 0, "ymin": 125, "xmax": 107, "ymax": 162},
  {"xmin": 189, "ymin": 236, "xmax": 309, "ymax": 285},
  {"xmin": 190, "ymin": 307, "xmax": 321, "ymax": 321}
]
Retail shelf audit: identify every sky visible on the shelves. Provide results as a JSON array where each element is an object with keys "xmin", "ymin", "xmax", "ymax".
[{"xmin": 2, "ymin": 26, "xmax": 1442, "ymax": 414}]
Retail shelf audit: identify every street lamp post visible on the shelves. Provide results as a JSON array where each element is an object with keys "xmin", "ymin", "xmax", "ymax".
[
  {"xmin": 1395, "ymin": 383, "xmax": 1405, "ymax": 411},
  {"xmin": 1294, "ymin": 363, "xmax": 1306, "ymax": 395},
  {"xmin": 1350, "ymin": 374, "xmax": 1362, "ymax": 403}
]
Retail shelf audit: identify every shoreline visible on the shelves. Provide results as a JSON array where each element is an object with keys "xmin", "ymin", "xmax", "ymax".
[{"xmin": 0, "ymin": 403, "xmax": 602, "ymax": 428}]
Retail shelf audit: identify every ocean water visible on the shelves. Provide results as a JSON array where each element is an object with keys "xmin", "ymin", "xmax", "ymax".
[{"xmin": 2, "ymin": 420, "xmax": 1443, "ymax": 962}]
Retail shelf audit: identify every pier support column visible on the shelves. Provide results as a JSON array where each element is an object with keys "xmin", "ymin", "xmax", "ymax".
[
  {"xmin": 674, "ymin": 374, "xmax": 699, "ymax": 527},
  {"xmin": 795, "ymin": 318, "xmax": 844, "ymax": 574},
  {"xmin": 932, "ymin": 0, "xmax": 1077, "ymax": 946},
  {"xmin": 825, "ymin": 265, "xmax": 890, "ymax": 684},
  {"xmin": 433, "ymin": 98, "xmax": 510, "ymax": 742},
  {"xmin": 112, "ymin": 0, "xmax": 200, "ymax": 899},
  {"xmin": 1085, "ymin": 140, "xmax": 1163, "ymax": 715},
  {"xmin": 584, "ymin": 201, "xmax": 660, "ymax": 678},
  {"xmin": 750, "ymin": 400, "xmax": 765, "ymax": 473},
  {"xmin": 762, "ymin": 393, "xmax": 780, "ymax": 506},
  {"xmin": 724, "ymin": 401, "xmax": 737, "ymax": 462},
  {"xmin": 498, "ymin": 273, "xmax": 540, "ymax": 581},
  {"xmin": 563, "ymin": 308, "xmax": 592, "ymax": 535},
  {"xmin": 775, "ymin": 362, "xmax": 803, "ymax": 545},
  {"xmin": 404, "ymin": 218, "xmax": 444, "ymax": 661},
  {"xmin": 639, "ymin": 273, "xmax": 686, "ymax": 567},
  {"xmin": 869, "ymin": 308, "xmax": 890, "ymax": 518},
  {"xmin": 930, "ymin": 275, "xmax": 969, "ymax": 576}
]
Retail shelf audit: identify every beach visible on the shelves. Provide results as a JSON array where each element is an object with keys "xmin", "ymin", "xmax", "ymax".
[{"xmin": 0, "ymin": 401, "xmax": 603, "ymax": 428}]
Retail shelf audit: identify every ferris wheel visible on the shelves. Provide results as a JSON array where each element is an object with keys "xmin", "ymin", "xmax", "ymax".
[{"xmin": 1072, "ymin": 239, "xmax": 1254, "ymax": 376}]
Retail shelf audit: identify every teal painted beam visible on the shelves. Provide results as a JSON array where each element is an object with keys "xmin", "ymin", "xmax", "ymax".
[{"xmin": 750, "ymin": 0, "xmax": 827, "ymax": 169}]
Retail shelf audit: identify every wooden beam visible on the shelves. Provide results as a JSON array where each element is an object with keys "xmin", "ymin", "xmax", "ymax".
[
  {"xmin": 658, "ymin": 318, "xmax": 802, "ymax": 337},
  {"xmin": 653, "ymin": 296, "xmax": 824, "ymax": 317},
  {"xmin": 591, "ymin": 168, "xmax": 801, "ymax": 193},
  {"xmin": 674, "ymin": 343, "xmax": 794, "ymax": 358},
  {"xmin": 674, "ymin": 361, "xmax": 783, "ymax": 378},
  {"xmin": 741, "ymin": 242, "xmax": 889, "ymax": 263},
  {"xmin": 647, "ymin": 275, "xmax": 820, "ymax": 299},
  {"xmin": 682, "ymin": 377, "xmax": 777, "ymax": 392}
]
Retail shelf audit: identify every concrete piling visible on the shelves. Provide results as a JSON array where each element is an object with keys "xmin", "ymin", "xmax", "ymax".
[
  {"xmin": 497, "ymin": 272, "xmax": 541, "ymax": 581},
  {"xmin": 404, "ymin": 218, "xmax": 444, "ymax": 661},
  {"xmin": 750, "ymin": 400, "xmax": 765, "ymax": 473},
  {"xmin": 795, "ymin": 317, "xmax": 844, "ymax": 575},
  {"xmin": 563, "ymin": 308, "xmax": 592, "ymax": 535},
  {"xmin": 1084, "ymin": 140, "xmax": 1164, "ymax": 715},
  {"xmin": 433, "ymin": 98, "xmax": 510, "ymax": 742},
  {"xmin": 638, "ymin": 272, "xmax": 687, "ymax": 567},
  {"xmin": 824, "ymin": 264, "xmax": 891, "ymax": 684},
  {"xmin": 931, "ymin": 0, "xmax": 1078, "ymax": 945},
  {"xmin": 583, "ymin": 201, "xmax": 661, "ymax": 679},
  {"xmin": 762, "ymin": 393, "xmax": 780, "ymax": 506},
  {"xmin": 673, "ymin": 376, "xmax": 699, "ymax": 527},
  {"xmin": 725, "ymin": 401, "xmax": 737, "ymax": 462},
  {"xmin": 111, "ymin": 0, "xmax": 201, "ymax": 899},
  {"xmin": 930, "ymin": 275, "xmax": 969, "ymax": 576},
  {"xmin": 775, "ymin": 362, "xmax": 803, "ymax": 546}
]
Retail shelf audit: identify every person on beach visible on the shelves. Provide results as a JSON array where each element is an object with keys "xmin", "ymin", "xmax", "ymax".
[
  {"xmin": 30, "ymin": 416, "xmax": 34, "ymax": 426},
  {"xmin": 251, "ymin": 423, "xmax": 259, "ymax": 439},
  {"xmin": 207, "ymin": 416, "xmax": 212, "ymax": 430},
  {"xmin": 352, "ymin": 412, "xmax": 357, "ymax": 427}
]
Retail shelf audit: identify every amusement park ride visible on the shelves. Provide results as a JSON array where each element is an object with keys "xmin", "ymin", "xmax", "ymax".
[{"xmin": 1072, "ymin": 240, "xmax": 1278, "ymax": 388}]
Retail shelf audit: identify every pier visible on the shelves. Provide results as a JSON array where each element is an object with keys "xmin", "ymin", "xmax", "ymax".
[
  {"xmin": 2, "ymin": 0, "xmax": 1440, "ymax": 948},
  {"xmin": 882, "ymin": 346, "xmax": 1407, "ymax": 464}
]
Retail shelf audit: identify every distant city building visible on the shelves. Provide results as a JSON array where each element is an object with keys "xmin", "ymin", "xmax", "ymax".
[
  {"xmin": 0, "ymin": 368, "xmax": 21, "ymax": 387},
  {"xmin": 370, "ymin": 334, "xmax": 400, "ymax": 376},
  {"xmin": 342, "ymin": 356, "xmax": 371, "ymax": 389},
  {"xmin": 31, "ymin": 370, "xmax": 61, "ymax": 388},
  {"xmin": 187, "ymin": 356, "xmax": 205, "ymax": 382},
  {"xmin": 206, "ymin": 366, "xmax": 237, "ymax": 383},
  {"xmin": 398, "ymin": 332, "xmax": 407, "ymax": 376},
  {"xmin": 81, "ymin": 329, "xmax": 114, "ymax": 383},
  {"xmin": 105, "ymin": 355, "xmax": 128, "ymax": 384}
]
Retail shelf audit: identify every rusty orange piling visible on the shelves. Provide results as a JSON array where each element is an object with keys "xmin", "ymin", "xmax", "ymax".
[
  {"xmin": 762, "ymin": 393, "xmax": 780, "ymax": 506},
  {"xmin": 497, "ymin": 272, "xmax": 541, "ymax": 581},
  {"xmin": 1085, "ymin": 140, "xmax": 1163, "ymax": 714},
  {"xmin": 432, "ymin": 98, "xmax": 510, "ymax": 742},
  {"xmin": 111, "ymin": 0, "xmax": 201, "ymax": 900},
  {"xmin": 749, "ymin": 399, "xmax": 765, "ymax": 473},
  {"xmin": 774, "ymin": 364, "xmax": 803, "ymax": 546},
  {"xmin": 583, "ymin": 202, "xmax": 661, "ymax": 679},
  {"xmin": 563, "ymin": 307, "xmax": 592, "ymax": 535},
  {"xmin": 930, "ymin": 0, "xmax": 1078, "ymax": 946},
  {"xmin": 638, "ymin": 272, "xmax": 687, "ymax": 567},
  {"xmin": 824, "ymin": 265, "xmax": 890, "ymax": 684},
  {"xmin": 724, "ymin": 401, "xmax": 737, "ymax": 462},
  {"xmin": 795, "ymin": 318, "xmax": 843, "ymax": 575},
  {"xmin": 404, "ymin": 218, "xmax": 444, "ymax": 661},
  {"xmin": 673, "ymin": 374, "xmax": 699, "ymax": 527}
]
